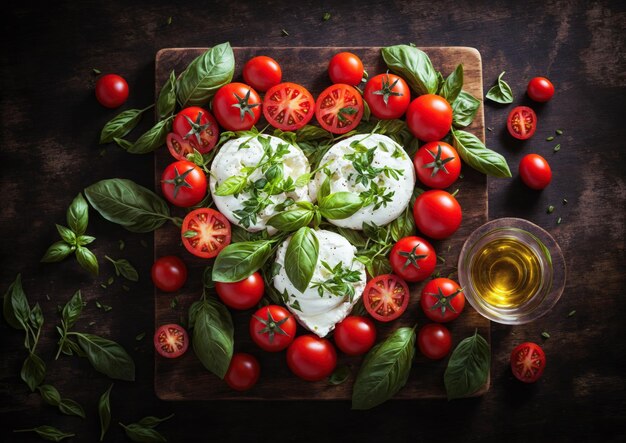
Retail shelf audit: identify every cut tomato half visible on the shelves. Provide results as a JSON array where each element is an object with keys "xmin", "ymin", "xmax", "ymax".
[
  {"xmin": 262, "ymin": 82, "xmax": 315, "ymax": 131},
  {"xmin": 510, "ymin": 342, "xmax": 546, "ymax": 383},
  {"xmin": 181, "ymin": 208, "xmax": 231, "ymax": 258},
  {"xmin": 315, "ymin": 84, "xmax": 364, "ymax": 134},
  {"xmin": 507, "ymin": 106, "xmax": 537, "ymax": 140},
  {"xmin": 363, "ymin": 274, "xmax": 410, "ymax": 322},
  {"xmin": 167, "ymin": 132, "xmax": 197, "ymax": 161},
  {"xmin": 154, "ymin": 324, "xmax": 189, "ymax": 359}
]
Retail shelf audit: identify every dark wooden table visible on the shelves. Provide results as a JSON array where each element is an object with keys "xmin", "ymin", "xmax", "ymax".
[{"xmin": 1, "ymin": 1, "xmax": 624, "ymax": 442}]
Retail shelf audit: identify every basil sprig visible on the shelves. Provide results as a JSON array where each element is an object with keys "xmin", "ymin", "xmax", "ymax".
[
  {"xmin": 444, "ymin": 330, "xmax": 490, "ymax": 399},
  {"xmin": 119, "ymin": 413, "xmax": 174, "ymax": 443},
  {"xmin": 486, "ymin": 71, "xmax": 514, "ymax": 104},
  {"xmin": 452, "ymin": 129, "xmax": 512, "ymax": 177},
  {"xmin": 13, "ymin": 425, "xmax": 75, "ymax": 441},
  {"xmin": 37, "ymin": 384, "xmax": 86, "ymax": 419},
  {"xmin": 98, "ymin": 384, "xmax": 113, "ymax": 441},
  {"xmin": 451, "ymin": 90, "xmax": 481, "ymax": 128},
  {"xmin": 440, "ymin": 64, "xmax": 464, "ymax": 104},
  {"xmin": 212, "ymin": 239, "xmax": 275, "ymax": 283},
  {"xmin": 285, "ymin": 227, "xmax": 319, "ymax": 293},
  {"xmin": 381, "ymin": 44, "xmax": 438, "ymax": 96},
  {"xmin": 99, "ymin": 105, "xmax": 153, "ymax": 144}
]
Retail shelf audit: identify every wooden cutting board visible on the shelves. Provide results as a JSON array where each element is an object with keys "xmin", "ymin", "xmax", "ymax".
[{"xmin": 153, "ymin": 47, "xmax": 489, "ymax": 401}]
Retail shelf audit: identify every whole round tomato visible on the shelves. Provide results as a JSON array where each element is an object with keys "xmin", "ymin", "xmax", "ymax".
[
  {"xmin": 243, "ymin": 56, "xmax": 282, "ymax": 92},
  {"xmin": 181, "ymin": 208, "xmax": 231, "ymax": 258},
  {"xmin": 263, "ymin": 82, "xmax": 315, "ymax": 131},
  {"xmin": 153, "ymin": 324, "xmax": 189, "ymax": 359},
  {"xmin": 172, "ymin": 106, "xmax": 219, "ymax": 154},
  {"xmin": 414, "ymin": 141, "xmax": 461, "ymax": 189},
  {"xmin": 287, "ymin": 335, "xmax": 337, "ymax": 381},
  {"xmin": 510, "ymin": 342, "xmax": 546, "ymax": 383},
  {"xmin": 364, "ymin": 73, "xmax": 410, "ymax": 119},
  {"xmin": 507, "ymin": 106, "xmax": 537, "ymax": 140},
  {"xmin": 406, "ymin": 94, "xmax": 453, "ymax": 142},
  {"xmin": 420, "ymin": 278, "xmax": 465, "ymax": 323},
  {"xmin": 225, "ymin": 353, "xmax": 260, "ymax": 391},
  {"xmin": 250, "ymin": 305, "xmax": 296, "ymax": 352},
  {"xmin": 389, "ymin": 236, "xmax": 436, "ymax": 282},
  {"xmin": 215, "ymin": 272, "xmax": 265, "ymax": 310},
  {"xmin": 95, "ymin": 74, "xmax": 129, "ymax": 108},
  {"xmin": 418, "ymin": 323, "xmax": 452, "ymax": 360},
  {"xmin": 519, "ymin": 154, "xmax": 552, "ymax": 190},
  {"xmin": 212, "ymin": 82, "xmax": 261, "ymax": 131},
  {"xmin": 413, "ymin": 190, "xmax": 462, "ymax": 240},
  {"xmin": 363, "ymin": 274, "xmax": 410, "ymax": 322},
  {"xmin": 315, "ymin": 84, "xmax": 363, "ymax": 134},
  {"xmin": 333, "ymin": 316, "xmax": 376, "ymax": 356},
  {"xmin": 328, "ymin": 52, "xmax": 364, "ymax": 86},
  {"xmin": 527, "ymin": 77, "xmax": 555, "ymax": 102},
  {"xmin": 161, "ymin": 160, "xmax": 207, "ymax": 207},
  {"xmin": 151, "ymin": 256, "xmax": 187, "ymax": 292}
]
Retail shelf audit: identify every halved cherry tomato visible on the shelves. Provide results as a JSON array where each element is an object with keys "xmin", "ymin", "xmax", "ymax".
[
  {"xmin": 328, "ymin": 52, "xmax": 364, "ymax": 86},
  {"xmin": 263, "ymin": 82, "xmax": 315, "ymax": 131},
  {"xmin": 511, "ymin": 342, "xmax": 546, "ymax": 383},
  {"xmin": 172, "ymin": 106, "xmax": 219, "ymax": 153},
  {"xmin": 363, "ymin": 274, "xmax": 410, "ymax": 322},
  {"xmin": 315, "ymin": 84, "xmax": 363, "ymax": 134},
  {"xmin": 413, "ymin": 141, "xmax": 461, "ymax": 189},
  {"xmin": 181, "ymin": 208, "xmax": 231, "ymax": 258},
  {"xmin": 243, "ymin": 56, "xmax": 282, "ymax": 92},
  {"xmin": 413, "ymin": 190, "xmax": 462, "ymax": 240},
  {"xmin": 161, "ymin": 160, "xmax": 207, "ymax": 207},
  {"xmin": 418, "ymin": 323, "xmax": 452, "ymax": 360},
  {"xmin": 287, "ymin": 335, "xmax": 337, "ymax": 381},
  {"xmin": 364, "ymin": 73, "xmax": 410, "ymax": 119},
  {"xmin": 225, "ymin": 353, "xmax": 260, "ymax": 391},
  {"xmin": 527, "ymin": 77, "xmax": 555, "ymax": 102},
  {"xmin": 507, "ymin": 106, "xmax": 537, "ymax": 140},
  {"xmin": 151, "ymin": 256, "xmax": 187, "ymax": 292},
  {"xmin": 389, "ymin": 236, "xmax": 436, "ymax": 282},
  {"xmin": 406, "ymin": 94, "xmax": 453, "ymax": 142},
  {"xmin": 215, "ymin": 272, "xmax": 265, "ymax": 310},
  {"xmin": 167, "ymin": 133, "xmax": 197, "ymax": 162},
  {"xmin": 519, "ymin": 154, "xmax": 552, "ymax": 190},
  {"xmin": 154, "ymin": 324, "xmax": 189, "ymax": 359},
  {"xmin": 95, "ymin": 74, "xmax": 129, "ymax": 108},
  {"xmin": 333, "ymin": 316, "xmax": 377, "ymax": 356},
  {"xmin": 212, "ymin": 83, "xmax": 262, "ymax": 131},
  {"xmin": 420, "ymin": 278, "xmax": 465, "ymax": 323},
  {"xmin": 250, "ymin": 305, "xmax": 296, "ymax": 352}
]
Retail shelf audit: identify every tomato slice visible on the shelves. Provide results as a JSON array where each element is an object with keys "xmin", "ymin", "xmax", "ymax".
[
  {"xmin": 510, "ymin": 342, "xmax": 546, "ymax": 383},
  {"xmin": 507, "ymin": 106, "xmax": 537, "ymax": 140},
  {"xmin": 363, "ymin": 274, "xmax": 410, "ymax": 322},
  {"xmin": 262, "ymin": 82, "xmax": 315, "ymax": 131},
  {"xmin": 315, "ymin": 84, "xmax": 364, "ymax": 134},
  {"xmin": 167, "ymin": 132, "xmax": 198, "ymax": 161},
  {"xmin": 181, "ymin": 208, "xmax": 231, "ymax": 258},
  {"xmin": 154, "ymin": 324, "xmax": 189, "ymax": 358}
]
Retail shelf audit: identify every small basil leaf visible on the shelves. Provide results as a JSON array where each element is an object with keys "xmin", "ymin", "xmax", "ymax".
[
  {"xmin": 318, "ymin": 192, "xmax": 362, "ymax": 220},
  {"xmin": 127, "ymin": 117, "xmax": 173, "ymax": 154},
  {"xmin": 61, "ymin": 290, "xmax": 83, "ymax": 330},
  {"xmin": 367, "ymin": 255, "xmax": 393, "ymax": 277},
  {"xmin": 76, "ymin": 247, "xmax": 99, "ymax": 276},
  {"xmin": 113, "ymin": 137, "xmax": 134, "ymax": 150},
  {"xmin": 75, "ymin": 332, "xmax": 135, "ymax": 381},
  {"xmin": 329, "ymin": 365, "xmax": 351, "ymax": 385},
  {"xmin": 440, "ymin": 64, "xmax": 463, "ymax": 104},
  {"xmin": 59, "ymin": 397, "xmax": 86, "ymax": 419},
  {"xmin": 285, "ymin": 227, "xmax": 319, "ymax": 293},
  {"xmin": 106, "ymin": 256, "xmax": 139, "ymax": 281},
  {"xmin": 214, "ymin": 175, "xmax": 247, "ymax": 196},
  {"xmin": 444, "ymin": 331, "xmax": 490, "ymax": 400},
  {"xmin": 77, "ymin": 235, "xmax": 96, "ymax": 246},
  {"xmin": 212, "ymin": 240, "xmax": 274, "ymax": 283},
  {"xmin": 452, "ymin": 129, "xmax": 511, "ymax": 177},
  {"xmin": 272, "ymin": 128, "xmax": 298, "ymax": 145},
  {"xmin": 486, "ymin": 71, "xmax": 514, "ymax": 104},
  {"xmin": 267, "ymin": 209, "xmax": 314, "ymax": 232},
  {"xmin": 156, "ymin": 70, "xmax": 176, "ymax": 120},
  {"xmin": 191, "ymin": 298, "xmax": 234, "ymax": 379},
  {"xmin": 13, "ymin": 425, "xmax": 75, "ymax": 442},
  {"xmin": 41, "ymin": 241, "xmax": 73, "ymax": 263},
  {"xmin": 295, "ymin": 173, "xmax": 312, "ymax": 188},
  {"xmin": 452, "ymin": 90, "xmax": 481, "ymax": 128},
  {"xmin": 120, "ymin": 423, "xmax": 167, "ymax": 443},
  {"xmin": 295, "ymin": 125, "xmax": 333, "ymax": 142},
  {"xmin": 137, "ymin": 413, "xmax": 175, "ymax": 428},
  {"xmin": 66, "ymin": 193, "xmax": 89, "ymax": 235},
  {"xmin": 37, "ymin": 384, "xmax": 61, "ymax": 406},
  {"xmin": 99, "ymin": 108, "xmax": 146, "ymax": 144},
  {"xmin": 318, "ymin": 176, "xmax": 331, "ymax": 201},
  {"xmin": 362, "ymin": 99, "xmax": 371, "ymax": 122},
  {"xmin": 98, "ymin": 384, "xmax": 113, "ymax": 441},
  {"xmin": 21, "ymin": 353, "xmax": 46, "ymax": 392},
  {"xmin": 3, "ymin": 274, "xmax": 30, "ymax": 330},
  {"xmin": 56, "ymin": 224, "xmax": 76, "ymax": 245},
  {"xmin": 371, "ymin": 119, "xmax": 407, "ymax": 136},
  {"xmin": 29, "ymin": 303, "xmax": 44, "ymax": 330},
  {"xmin": 381, "ymin": 44, "xmax": 438, "ymax": 95}
]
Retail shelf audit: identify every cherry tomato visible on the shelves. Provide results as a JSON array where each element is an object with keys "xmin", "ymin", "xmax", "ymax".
[
  {"xmin": 225, "ymin": 353, "xmax": 260, "ymax": 391},
  {"xmin": 243, "ymin": 56, "xmax": 282, "ymax": 92},
  {"xmin": 333, "ymin": 316, "xmax": 377, "ymax": 356},
  {"xmin": 95, "ymin": 74, "xmax": 129, "ymax": 108},
  {"xmin": 389, "ymin": 236, "xmax": 436, "ymax": 282},
  {"xmin": 161, "ymin": 160, "xmax": 207, "ymax": 207},
  {"xmin": 413, "ymin": 190, "xmax": 462, "ymax": 240},
  {"xmin": 287, "ymin": 335, "xmax": 337, "ymax": 381},
  {"xmin": 413, "ymin": 141, "xmax": 461, "ymax": 189},
  {"xmin": 181, "ymin": 208, "xmax": 231, "ymax": 258},
  {"xmin": 420, "ymin": 278, "xmax": 465, "ymax": 323},
  {"xmin": 172, "ymin": 106, "xmax": 219, "ymax": 153},
  {"xmin": 406, "ymin": 94, "xmax": 453, "ymax": 142},
  {"xmin": 315, "ymin": 84, "xmax": 363, "ymax": 134},
  {"xmin": 328, "ymin": 52, "xmax": 364, "ymax": 86},
  {"xmin": 166, "ymin": 133, "xmax": 197, "ymax": 162},
  {"xmin": 519, "ymin": 154, "xmax": 552, "ymax": 190},
  {"xmin": 363, "ymin": 274, "xmax": 410, "ymax": 322},
  {"xmin": 212, "ymin": 82, "xmax": 262, "ymax": 131},
  {"xmin": 418, "ymin": 323, "xmax": 452, "ymax": 360},
  {"xmin": 215, "ymin": 272, "xmax": 265, "ymax": 310},
  {"xmin": 364, "ymin": 73, "xmax": 410, "ymax": 119},
  {"xmin": 511, "ymin": 342, "xmax": 546, "ymax": 383},
  {"xmin": 527, "ymin": 77, "xmax": 555, "ymax": 102},
  {"xmin": 507, "ymin": 106, "xmax": 537, "ymax": 140},
  {"xmin": 250, "ymin": 305, "xmax": 296, "ymax": 352},
  {"xmin": 154, "ymin": 324, "xmax": 189, "ymax": 359},
  {"xmin": 151, "ymin": 256, "xmax": 187, "ymax": 292},
  {"xmin": 263, "ymin": 82, "xmax": 315, "ymax": 131}
]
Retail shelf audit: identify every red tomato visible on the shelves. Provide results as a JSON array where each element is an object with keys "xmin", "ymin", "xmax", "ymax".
[
  {"xmin": 418, "ymin": 323, "xmax": 452, "ymax": 360},
  {"xmin": 413, "ymin": 141, "xmax": 461, "ymax": 189},
  {"xmin": 315, "ymin": 84, "xmax": 363, "ymax": 134},
  {"xmin": 328, "ymin": 52, "xmax": 364, "ymax": 86},
  {"xmin": 363, "ymin": 274, "xmax": 410, "ymax": 322},
  {"xmin": 510, "ymin": 342, "xmax": 546, "ymax": 383},
  {"xmin": 250, "ymin": 305, "xmax": 296, "ymax": 352},
  {"xmin": 389, "ymin": 236, "xmax": 436, "ymax": 282},
  {"xmin": 519, "ymin": 154, "xmax": 552, "ymax": 190},
  {"xmin": 225, "ymin": 353, "xmax": 260, "ymax": 391},
  {"xmin": 527, "ymin": 77, "xmax": 555, "ymax": 102},
  {"xmin": 153, "ymin": 324, "xmax": 189, "ymax": 359},
  {"xmin": 333, "ymin": 316, "xmax": 376, "ymax": 356},
  {"xmin": 95, "ymin": 74, "xmax": 129, "ymax": 108},
  {"xmin": 215, "ymin": 272, "xmax": 265, "ymax": 310},
  {"xmin": 413, "ymin": 190, "xmax": 462, "ymax": 240},
  {"xmin": 406, "ymin": 94, "xmax": 453, "ymax": 142},
  {"xmin": 262, "ymin": 82, "xmax": 315, "ymax": 131},
  {"xmin": 286, "ymin": 335, "xmax": 337, "ymax": 381},
  {"xmin": 172, "ymin": 106, "xmax": 219, "ymax": 153},
  {"xmin": 212, "ymin": 82, "xmax": 262, "ymax": 131},
  {"xmin": 507, "ymin": 106, "xmax": 537, "ymax": 140},
  {"xmin": 243, "ymin": 56, "xmax": 282, "ymax": 92},
  {"xmin": 420, "ymin": 278, "xmax": 465, "ymax": 323},
  {"xmin": 166, "ymin": 133, "xmax": 197, "ymax": 162},
  {"xmin": 364, "ymin": 73, "xmax": 410, "ymax": 119},
  {"xmin": 181, "ymin": 208, "xmax": 231, "ymax": 258},
  {"xmin": 151, "ymin": 256, "xmax": 187, "ymax": 292},
  {"xmin": 161, "ymin": 160, "xmax": 207, "ymax": 207}
]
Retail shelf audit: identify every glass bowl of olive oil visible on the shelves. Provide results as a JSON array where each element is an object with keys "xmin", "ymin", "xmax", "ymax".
[{"xmin": 458, "ymin": 218, "xmax": 566, "ymax": 325}]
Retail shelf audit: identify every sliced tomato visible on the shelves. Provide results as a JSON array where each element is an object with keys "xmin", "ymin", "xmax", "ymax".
[
  {"xmin": 262, "ymin": 82, "xmax": 315, "ymax": 131},
  {"xmin": 363, "ymin": 274, "xmax": 410, "ymax": 322},
  {"xmin": 315, "ymin": 84, "xmax": 364, "ymax": 134},
  {"xmin": 510, "ymin": 342, "xmax": 546, "ymax": 383},
  {"xmin": 167, "ymin": 132, "xmax": 197, "ymax": 161},
  {"xmin": 507, "ymin": 106, "xmax": 537, "ymax": 140},
  {"xmin": 154, "ymin": 324, "xmax": 189, "ymax": 359},
  {"xmin": 181, "ymin": 208, "xmax": 231, "ymax": 258}
]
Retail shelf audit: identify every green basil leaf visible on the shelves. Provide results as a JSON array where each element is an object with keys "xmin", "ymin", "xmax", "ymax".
[
  {"xmin": 371, "ymin": 119, "xmax": 406, "ymax": 135},
  {"xmin": 452, "ymin": 90, "xmax": 481, "ymax": 128},
  {"xmin": 41, "ymin": 241, "xmax": 73, "ymax": 263},
  {"xmin": 388, "ymin": 205, "xmax": 415, "ymax": 242},
  {"xmin": 296, "ymin": 125, "xmax": 332, "ymax": 142},
  {"xmin": 38, "ymin": 384, "xmax": 61, "ymax": 406},
  {"xmin": 62, "ymin": 290, "xmax": 83, "ymax": 330},
  {"xmin": 21, "ymin": 353, "xmax": 46, "ymax": 392},
  {"xmin": 137, "ymin": 413, "xmax": 174, "ymax": 429},
  {"xmin": 352, "ymin": 326, "xmax": 416, "ymax": 410},
  {"xmin": 367, "ymin": 255, "xmax": 393, "ymax": 277},
  {"xmin": 362, "ymin": 222, "xmax": 386, "ymax": 243},
  {"xmin": 214, "ymin": 175, "xmax": 247, "ymax": 196},
  {"xmin": 76, "ymin": 246, "xmax": 99, "ymax": 276},
  {"xmin": 66, "ymin": 193, "xmax": 89, "ymax": 235},
  {"xmin": 113, "ymin": 137, "xmax": 134, "ymax": 150},
  {"xmin": 318, "ymin": 176, "xmax": 331, "ymax": 202},
  {"xmin": 75, "ymin": 332, "xmax": 135, "ymax": 381},
  {"xmin": 77, "ymin": 235, "xmax": 96, "ymax": 246},
  {"xmin": 13, "ymin": 425, "xmax": 75, "ymax": 442},
  {"xmin": 319, "ymin": 192, "xmax": 362, "ymax": 220},
  {"xmin": 99, "ymin": 108, "xmax": 146, "ymax": 144},
  {"xmin": 295, "ymin": 172, "xmax": 312, "ymax": 188},
  {"xmin": 335, "ymin": 227, "xmax": 367, "ymax": 247},
  {"xmin": 285, "ymin": 227, "xmax": 319, "ymax": 292},
  {"xmin": 59, "ymin": 397, "xmax": 86, "ymax": 419},
  {"xmin": 267, "ymin": 209, "xmax": 314, "ymax": 232},
  {"xmin": 126, "ymin": 117, "xmax": 172, "ymax": 154},
  {"xmin": 486, "ymin": 71, "xmax": 514, "ymax": 104},
  {"xmin": 176, "ymin": 42, "xmax": 235, "ymax": 107},
  {"xmin": 3, "ymin": 274, "xmax": 30, "ymax": 330},
  {"xmin": 106, "ymin": 256, "xmax": 139, "ymax": 281},
  {"xmin": 212, "ymin": 240, "xmax": 274, "ymax": 283},
  {"xmin": 452, "ymin": 129, "xmax": 512, "ymax": 177},
  {"xmin": 381, "ymin": 44, "xmax": 438, "ymax": 95},
  {"xmin": 98, "ymin": 384, "xmax": 113, "ymax": 442},
  {"xmin": 56, "ymin": 224, "xmax": 76, "ymax": 245},
  {"xmin": 156, "ymin": 70, "xmax": 176, "ymax": 120},
  {"xmin": 120, "ymin": 423, "xmax": 167, "ymax": 443},
  {"xmin": 444, "ymin": 330, "xmax": 490, "ymax": 399},
  {"xmin": 329, "ymin": 365, "xmax": 351, "ymax": 385},
  {"xmin": 191, "ymin": 298, "xmax": 234, "ymax": 379},
  {"xmin": 30, "ymin": 303, "xmax": 44, "ymax": 330},
  {"xmin": 272, "ymin": 128, "xmax": 297, "ymax": 145},
  {"xmin": 440, "ymin": 64, "xmax": 463, "ymax": 104},
  {"xmin": 362, "ymin": 99, "xmax": 371, "ymax": 122}
]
